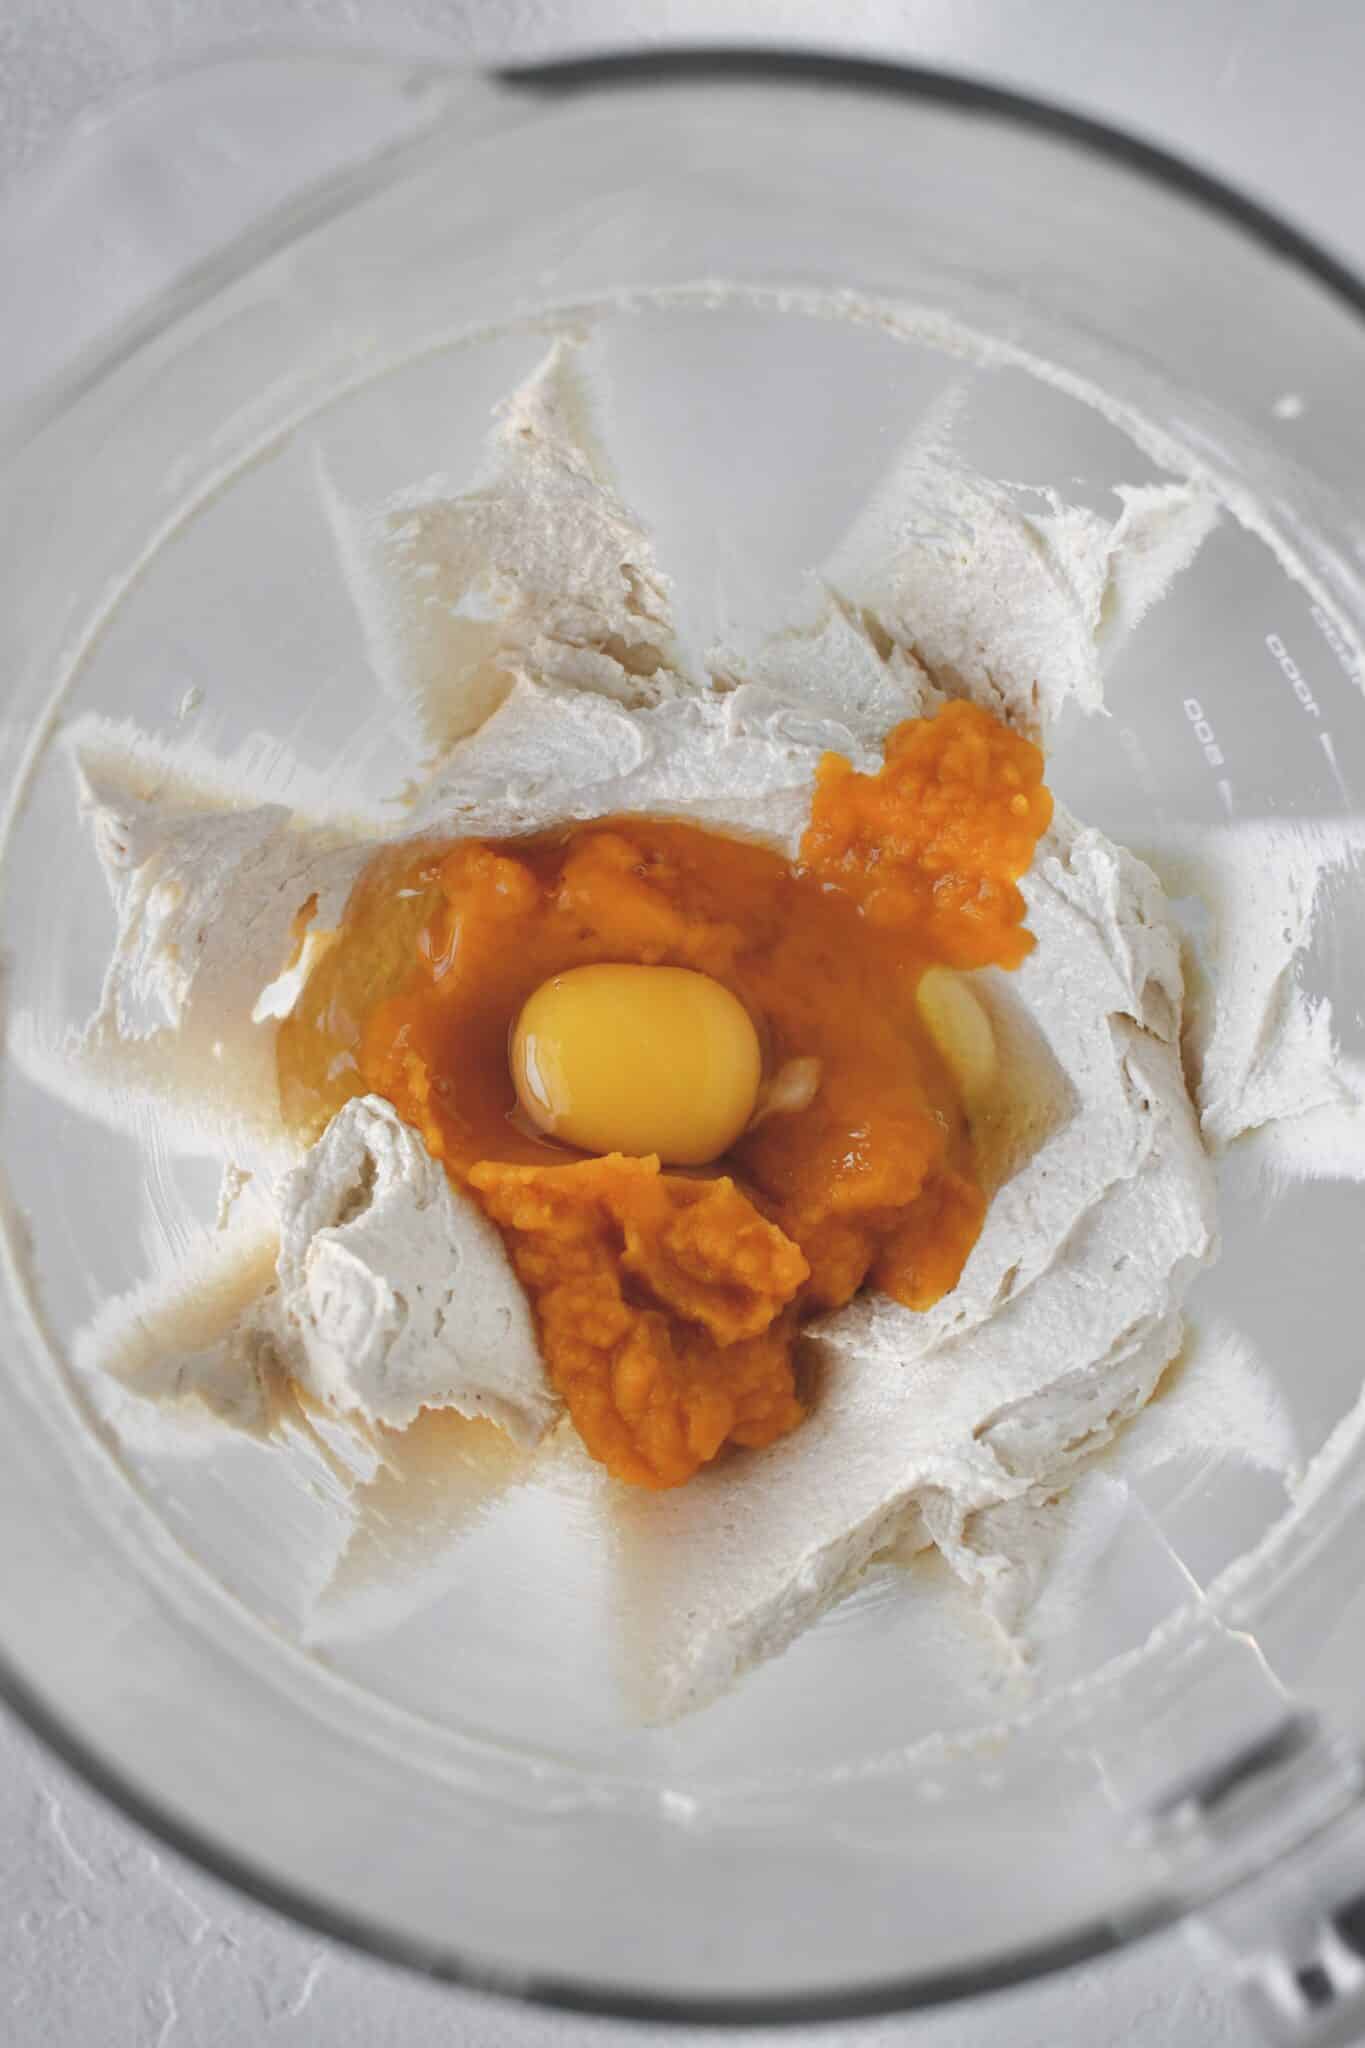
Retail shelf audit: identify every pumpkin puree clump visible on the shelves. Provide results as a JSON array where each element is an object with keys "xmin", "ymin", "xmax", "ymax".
[{"xmin": 277, "ymin": 699, "xmax": 1052, "ymax": 1489}]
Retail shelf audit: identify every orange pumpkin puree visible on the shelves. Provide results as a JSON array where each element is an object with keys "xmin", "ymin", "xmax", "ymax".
[{"xmin": 277, "ymin": 699, "xmax": 1052, "ymax": 1489}]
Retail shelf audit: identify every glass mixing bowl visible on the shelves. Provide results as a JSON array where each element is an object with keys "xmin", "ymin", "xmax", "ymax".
[{"xmin": 4, "ymin": 50, "xmax": 1365, "ymax": 2037}]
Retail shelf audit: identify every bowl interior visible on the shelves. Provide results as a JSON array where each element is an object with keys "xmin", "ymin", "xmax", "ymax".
[{"xmin": 3, "ymin": 63, "xmax": 1365, "ymax": 2012}]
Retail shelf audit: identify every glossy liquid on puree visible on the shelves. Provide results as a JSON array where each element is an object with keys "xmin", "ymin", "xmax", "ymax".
[{"xmin": 277, "ymin": 700, "xmax": 1052, "ymax": 1488}]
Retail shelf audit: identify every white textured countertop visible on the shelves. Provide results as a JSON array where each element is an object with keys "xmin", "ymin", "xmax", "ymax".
[
  {"xmin": 3, "ymin": 4, "xmax": 1362, "ymax": 2043},
  {"xmin": 0, "ymin": 1700, "xmax": 1241, "ymax": 2044}
]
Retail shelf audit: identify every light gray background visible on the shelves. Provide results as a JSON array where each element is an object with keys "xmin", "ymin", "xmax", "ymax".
[{"xmin": 4, "ymin": 4, "xmax": 1364, "ymax": 2043}]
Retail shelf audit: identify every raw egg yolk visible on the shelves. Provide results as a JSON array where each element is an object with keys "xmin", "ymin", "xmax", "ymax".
[{"xmin": 511, "ymin": 963, "xmax": 762, "ymax": 1167}]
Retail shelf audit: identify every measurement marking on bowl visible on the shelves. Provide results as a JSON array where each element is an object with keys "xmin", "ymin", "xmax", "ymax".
[
  {"xmin": 1311, "ymin": 604, "xmax": 1364, "ymax": 690},
  {"xmin": 1118, "ymin": 725, "xmax": 1157, "ymax": 792},
  {"xmin": 1183, "ymin": 698, "xmax": 1233, "ymax": 816},
  {"xmin": 1265, "ymin": 633, "xmax": 1321, "ymax": 718},
  {"xmin": 1320, "ymin": 731, "xmax": 1352, "ymax": 801},
  {"xmin": 1264, "ymin": 631, "xmax": 1355, "ymax": 798}
]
